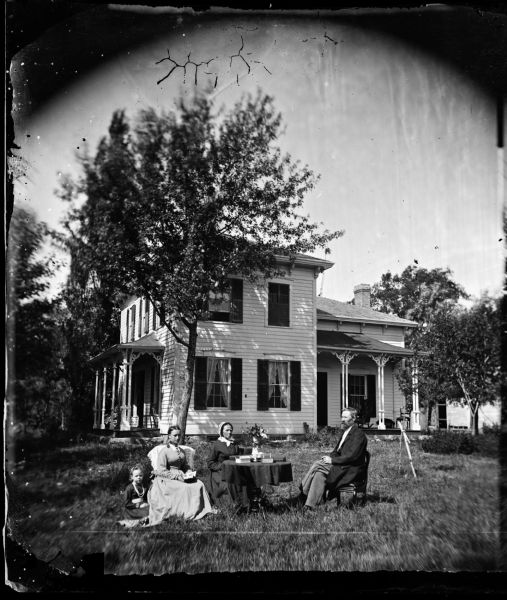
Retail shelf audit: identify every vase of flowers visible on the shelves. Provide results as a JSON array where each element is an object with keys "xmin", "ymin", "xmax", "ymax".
[{"xmin": 243, "ymin": 423, "xmax": 268, "ymax": 459}]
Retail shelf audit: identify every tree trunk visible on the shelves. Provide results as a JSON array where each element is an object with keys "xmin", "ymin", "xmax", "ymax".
[
  {"xmin": 176, "ymin": 321, "xmax": 198, "ymax": 439},
  {"xmin": 469, "ymin": 400, "xmax": 479, "ymax": 435}
]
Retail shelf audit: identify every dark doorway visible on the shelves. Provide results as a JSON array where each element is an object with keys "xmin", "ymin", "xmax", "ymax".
[
  {"xmin": 135, "ymin": 371, "xmax": 145, "ymax": 428},
  {"xmin": 317, "ymin": 372, "xmax": 328, "ymax": 427}
]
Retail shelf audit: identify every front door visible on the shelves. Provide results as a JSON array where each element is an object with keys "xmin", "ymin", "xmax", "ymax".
[
  {"xmin": 317, "ymin": 372, "xmax": 328, "ymax": 427},
  {"xmin": 135, "ymin": 371, "xmax": 145, "ymax": 428}
]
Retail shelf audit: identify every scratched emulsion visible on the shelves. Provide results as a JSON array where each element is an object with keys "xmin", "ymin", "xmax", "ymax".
[{"xmin": 7, "ymin": 4, "xmax": 506, "ymax": 587}]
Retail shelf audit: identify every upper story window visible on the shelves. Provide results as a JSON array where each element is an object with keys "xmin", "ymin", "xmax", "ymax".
[
  {"xmin": 129, "ymin": 305, "xmax": 136, "ymax": 342},
  {"xmin": 208, "ymin": 279, "xmax": 243, "ymax": 323},
  {"xmin": 143, "ymin": 298, "xmax": 149, "ymax": 335},
  {"xmin": 268, "ymin": 282, "xmax": 290, "ymax": 327}
]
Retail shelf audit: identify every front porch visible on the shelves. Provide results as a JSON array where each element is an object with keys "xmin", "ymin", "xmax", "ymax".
[
  {"xmin": 317, "ymin": 330, "xmax": 421, "ymax": 431},
  {"xmin": 89, "ymin": 333, "xmax": 164, "ymax": 432}
]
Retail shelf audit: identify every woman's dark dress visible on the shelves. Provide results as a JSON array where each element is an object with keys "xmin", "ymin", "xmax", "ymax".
[
  {"xmin": 124, "ymin": 483, "xmax": 149, "ymax": 520},
  {"xmin": 207, "ymin": 440, "xmax": 248, "ymax": 507}
]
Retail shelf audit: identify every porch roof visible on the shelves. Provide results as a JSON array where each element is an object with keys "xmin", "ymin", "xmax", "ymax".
[
  {"xmin": 317, "ymin": 330, "xmax": 414, "ymax": 357},
  {"xmin": 89, "ymin": 332, "xmax": 164, "ymax": 365}
]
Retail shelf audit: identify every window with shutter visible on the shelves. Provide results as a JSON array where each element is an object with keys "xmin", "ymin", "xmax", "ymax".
[
  {"xmin": 138, "ymin": 300, "xmax": 142, "ymax": 337},
  {"xmin": 208, "ymin": 279, "xmax": 243, "ymax": 323},
  {"xmin": 268, "ymin": 283, "xmax": 290, "ymax": 327}
]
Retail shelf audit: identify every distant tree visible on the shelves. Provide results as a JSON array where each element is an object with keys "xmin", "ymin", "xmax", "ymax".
[
  {"xmin": 61, "ymin": 90, "xmax": 342, "ymax": 436},
  {"xmin": 371, "ymin": 265, "xmax": 468, "ymax": 428},
  {"xmin": 371, "ymin": 265, "xmax": 467, "ymax": 327},
  {"xmin": 6, "ymin": 207, "xmax": 69, "ymax": 433}
]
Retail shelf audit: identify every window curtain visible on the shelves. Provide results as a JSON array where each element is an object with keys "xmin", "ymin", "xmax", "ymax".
[
  {"xmin": 207, "ymin": 358, "xmax": 229, "ymax": 406},
  {"xmin": 217, "ymin": 359, "xmax": 229, "ymax": 407},
  {"xmin": 269, "ymin": 361, "xmax": 288, "ymax": 407},
  {"xmin": 277, "ymin": 362, "xmax": 289, "ymax": 408}
]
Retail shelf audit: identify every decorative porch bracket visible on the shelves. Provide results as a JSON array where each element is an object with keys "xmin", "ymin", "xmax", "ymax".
[
  {"xmin": 332, "ymin": 352, "xmax": 357, "ymax": 410},
  {"xmin": 369, "ymin": 354, "xmax": 390, "ymax": 429}
]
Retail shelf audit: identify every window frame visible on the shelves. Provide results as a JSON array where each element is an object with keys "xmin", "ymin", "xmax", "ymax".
[
  {"xmin": 208, "ymin": 278, "xmax": 243, "ymax": 323},
  {"xmin": 267, "ymin": 281, "xmax": 291, "ymax": 327},
  {"xmin": 205, "ymin": 358, "xmax": 232, "ymax": 409},
  {"xmin": 267, "ymin": 360, "xmax": 290, "ymax": 410}
]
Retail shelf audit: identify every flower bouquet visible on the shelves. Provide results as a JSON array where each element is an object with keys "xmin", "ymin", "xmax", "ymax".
[{"xmin": 243, "ymin": 423, "xmax": 268, "ymax": 460}]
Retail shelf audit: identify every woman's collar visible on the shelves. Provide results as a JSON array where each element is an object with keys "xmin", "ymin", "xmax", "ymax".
[{"xmin": 218, "ymin": 436, "xmax": 234, "ymax": 446}]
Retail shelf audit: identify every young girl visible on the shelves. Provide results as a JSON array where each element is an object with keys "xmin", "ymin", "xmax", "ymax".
[{"xmin": 124, "ymin": 465, "xmax": 149, "ymax": 521}]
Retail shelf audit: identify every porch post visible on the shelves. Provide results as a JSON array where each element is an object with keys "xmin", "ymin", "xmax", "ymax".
[
  {"xmin": 100, "ymin": 365, "xmax": 107, "ymax": 429},
  {"xmin": 111, "ymin": 363, "xmax": 117, "ymax": 430},
  {"xmin": 127, "ymin": 353, "xmax": 134, "ymax": 426},
  {"xmin": 93, "ymin": 369, "xmax": 100, "ymax": 429},
  {"xmin": 411, "ymin": 361, "xmax": 421, "ymax": 431},
  {"xmin": 333, "ymin": 352, "xmax": 356, "ymax": 412},
  {"xmin": 370, "ymin": 354, "xmax": 389, "ymax": 429},
  {"xmin": 119, "ymin": 355, "xmax": 129, "ymax": 430}
]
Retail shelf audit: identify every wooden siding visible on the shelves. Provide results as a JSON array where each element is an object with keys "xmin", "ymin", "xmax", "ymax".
[{"xmin": 161, "ymin": 267, "xmax": 318, "ymax": 435}]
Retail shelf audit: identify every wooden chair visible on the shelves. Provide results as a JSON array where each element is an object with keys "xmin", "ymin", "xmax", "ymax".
[{"xmin": 332, "ymin": 451, "xmax": 370, "ymax": 506}]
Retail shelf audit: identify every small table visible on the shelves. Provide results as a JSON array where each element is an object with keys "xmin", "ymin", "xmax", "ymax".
[{"xmin": 221, "ymin": 460, "xmax": 293, "ymax": 513}]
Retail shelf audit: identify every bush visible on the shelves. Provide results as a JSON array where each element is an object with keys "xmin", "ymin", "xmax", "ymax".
[
  {"xmin": 303, "ymin": 425, "xmax": 339, "ymax": 447},
  {"xmin": 421, "ymin": 429, "xmax": 499, "ymax": 456}
]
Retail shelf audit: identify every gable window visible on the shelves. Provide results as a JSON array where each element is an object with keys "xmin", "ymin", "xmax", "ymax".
[
  {"xmin": 257, "ymin": 360, "xmax": 301, "ymax": 411},
  {"xmin": 194, "ymin": 357, "xmax": 242, "ymax": 410},
  {"xmin": 208, "ymin": 279, "xmax": 243, "ymax": 323},
  {"xmin": 268, "ymin": 283, "xmax": 290, "ymax": 327}
]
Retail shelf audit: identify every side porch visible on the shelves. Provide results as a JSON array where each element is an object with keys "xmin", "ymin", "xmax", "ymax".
[
  {"xmin": 316, "ymin": 330, "xmax": 421, "ymax": 431},
  {"xmin": 89, "ymin": 333, "xmax": 164, "ymax": 434}
]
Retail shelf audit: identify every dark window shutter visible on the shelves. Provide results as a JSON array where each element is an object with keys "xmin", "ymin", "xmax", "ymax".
[
  {"xmin": 257, "ymin": 360, "xmax": 270, "ymax": 411},
  {"xmin": 230, "ymin": 358, "xmax": 242, "ymax": 410},
  {"xmin": 126, "ymin": 310, "xmax": 130, "ymax": 343},
  {"xmin": 290, "ymin": 361, "xmax": 301, "ymax": 411},
  {"xmin": 138, "ymin": 300, "xmax": 142, "ymax": 337},
  {"xmin": 230, "ymin": 279, "xmax": 243, "ymax": 323},
  {"xmin": 194, "ymin": 357, "xmax": 207, "ymax": 410}
]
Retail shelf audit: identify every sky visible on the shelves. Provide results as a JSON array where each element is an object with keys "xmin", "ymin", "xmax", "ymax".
[{"xmin": 10, "ymin": 5, "xmax": 506, "ymax": 303}]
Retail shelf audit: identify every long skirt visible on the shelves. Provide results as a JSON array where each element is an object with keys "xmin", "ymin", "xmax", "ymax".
[
  {"xmin": 148, "ymin": 477, "xmax": 214, "ymax": 525},
  {"xmin": 207, "ymin": 470, "xmax": 249, "ymax": 508}
]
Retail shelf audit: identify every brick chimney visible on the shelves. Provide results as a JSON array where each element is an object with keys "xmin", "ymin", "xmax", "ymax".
[{"xmin": 353, "ymin": 284, "xmax": 371, "ymax": 308}]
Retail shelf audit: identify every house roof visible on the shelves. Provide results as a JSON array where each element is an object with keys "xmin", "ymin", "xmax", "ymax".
[
  {"xmin": 317, "ymin": 330, "xmax": 414, "ymax": 357},
  {"xmin": 275, "ymin": 253, "xmax": 334, "ymax": 271},
  {"xmin": 316, "ymin": 296, "xmax": 417, "ymax": 328},
  {"xmin": 89, "ymin": 332, "xmax": 164, "ymax": 364}
]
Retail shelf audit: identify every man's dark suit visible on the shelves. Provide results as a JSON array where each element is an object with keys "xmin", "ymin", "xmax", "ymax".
[{"xmin": 326, "ymin": 423, "xmax": 368, "ymax": 491}]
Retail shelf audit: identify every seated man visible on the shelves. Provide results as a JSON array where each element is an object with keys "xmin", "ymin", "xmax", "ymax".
[{"xmin": 300, "ymin": 407, "xmax": 368, "ymax": 512}]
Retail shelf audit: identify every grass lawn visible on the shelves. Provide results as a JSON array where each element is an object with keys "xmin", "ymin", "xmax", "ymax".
[{"xmin": 6, "ymin": 436, "xmax": 500, "ymax": 576}]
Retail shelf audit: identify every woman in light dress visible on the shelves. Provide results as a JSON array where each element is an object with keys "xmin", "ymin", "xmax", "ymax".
[{"xmin": 148, "ymin": 425, "xmax": 216, "ymax": 524}]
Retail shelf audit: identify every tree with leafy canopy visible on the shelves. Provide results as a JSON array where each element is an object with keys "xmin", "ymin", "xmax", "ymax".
[
  {"xmin": 371, "ymin": 265, "xmax": 468, "ymax": 428},
  {"xmin": 416, "ymin": 298, "xmax": 501, "ymax": 434},
  {"xmin": 61, "ymin": 90, "xmax": 342, "ymax": 436},
  {"xmin": 6, "ymin": 206, "xmax": 70, "ymax": 434}
]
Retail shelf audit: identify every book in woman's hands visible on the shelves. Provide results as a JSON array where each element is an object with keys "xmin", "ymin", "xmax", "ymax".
[{"xmin": 183, "ymin": 471, "xmax": 196, "ymax": 480}]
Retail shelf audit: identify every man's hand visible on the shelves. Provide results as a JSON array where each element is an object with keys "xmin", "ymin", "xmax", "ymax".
[{"xmin": 321, "ymin": 456, "xmax": 332, "ymax": 464}]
